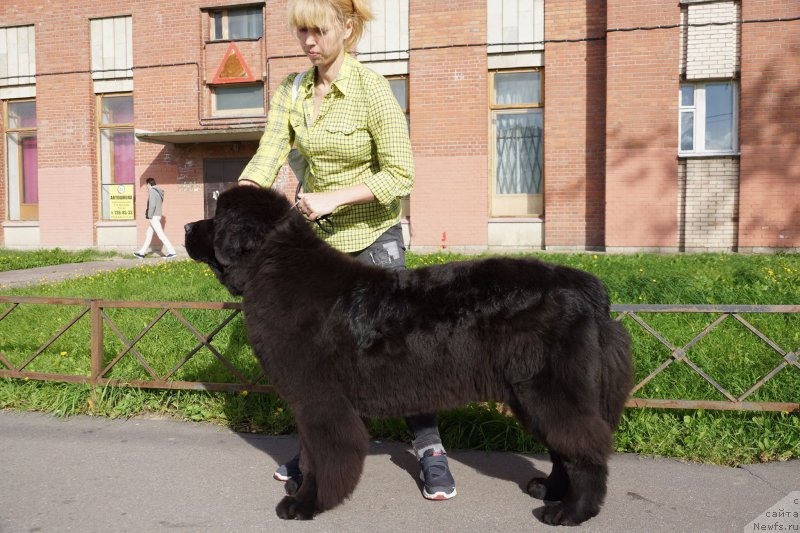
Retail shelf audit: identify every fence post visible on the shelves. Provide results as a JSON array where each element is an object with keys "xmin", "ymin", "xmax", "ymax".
[{"xmin": 90, "ymin": 299, "xmax": 103, "ymax": 385}]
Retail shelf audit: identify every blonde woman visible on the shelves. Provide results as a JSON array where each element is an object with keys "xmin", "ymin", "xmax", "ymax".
[{"xmin": 239, "ymin": 0, "xmax": 456, "ymax": 502}]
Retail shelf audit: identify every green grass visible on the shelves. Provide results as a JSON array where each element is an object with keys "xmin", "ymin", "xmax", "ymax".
[
  {"xmin": 0, "ymin": 248, "xmax": 117, "ymax": 273},
  {"xmin": 1, "ymin": 251, "xmax": 799, "ymax": 465}
]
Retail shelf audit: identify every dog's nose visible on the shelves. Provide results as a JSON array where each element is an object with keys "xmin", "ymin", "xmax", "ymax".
[{"xmin": 184, "ymin": 223, "xmax": 194, "ymax": 233}]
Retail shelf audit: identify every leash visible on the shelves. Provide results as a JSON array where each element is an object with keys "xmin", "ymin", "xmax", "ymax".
[{"xmin": 294, "ymin": 179, "xmax": 335, "ymax": 235}]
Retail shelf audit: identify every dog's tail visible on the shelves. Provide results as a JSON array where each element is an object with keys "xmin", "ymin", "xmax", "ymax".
[{"xmin": 598, "ymin": 316, "xmax": 633, "ymax": 430}]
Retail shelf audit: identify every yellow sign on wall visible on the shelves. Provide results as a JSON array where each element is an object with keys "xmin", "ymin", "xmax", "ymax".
[{"xmin": 109, "ymin": 184, "xmax": 134, "ymax": 220}]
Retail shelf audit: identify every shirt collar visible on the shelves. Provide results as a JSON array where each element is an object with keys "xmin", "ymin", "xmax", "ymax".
[
  {"xmin": 331, "ymin": 54, "xmax": 354, "ymax": 96},
  {"xmin": 301, "ymin": 53, "xmax": 355, "ymax": 98}
]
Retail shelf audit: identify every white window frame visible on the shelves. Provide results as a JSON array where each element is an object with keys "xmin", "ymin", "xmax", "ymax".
[{"xmin": 679, "ymin": 81, "xmax": 739, "ymax": 156}]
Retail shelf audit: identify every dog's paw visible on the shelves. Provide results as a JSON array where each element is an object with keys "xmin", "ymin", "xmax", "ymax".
[
  {"xmin": 276, "ymin": 496, "xmax": 297, "ymax": 520},
  {"xmin": 527, "ymin": 477, "xmax": 549, "ymax": 500},
  {"xmin": 540, "ymin": 503, "xmax": 579, "ymax": 527},
  {"xmin": 527, "ymin": 477, "xmax": 566, "ymax": 501},
  {"xmin": 276, "ymin": 496, "xmax": 314, "ymax": 520}
]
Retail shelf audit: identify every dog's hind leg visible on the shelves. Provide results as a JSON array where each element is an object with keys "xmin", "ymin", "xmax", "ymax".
[
  {"xmin": 275, "ymin": 396, "xmax": 369, "ymax": 519},
  {"xmin": 506, "ymin": 391, "xmax": 568, "ymax": 501},
  {"xmin": 527, "ymin": 452, "xmax": 568, "ymax": 502},
  {"xmin": 510, "ymin": 382, "xmax": 612, "ymax": 526}
]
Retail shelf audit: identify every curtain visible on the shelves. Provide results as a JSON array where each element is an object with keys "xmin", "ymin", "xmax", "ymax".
[
  {"xmin": 21, "ymin": 136, "xmax": 39, "ymax": 204},
  {"xmin": 113, "ymin": 131, "xmax": 135, "ymax": 184},
  {"xmin": 229, "ymin": 8, "xmax": 262, "ymax": 39},
  {"xmin": 495, "ymin": 111, "xmax": 543, "ymax": 195}
]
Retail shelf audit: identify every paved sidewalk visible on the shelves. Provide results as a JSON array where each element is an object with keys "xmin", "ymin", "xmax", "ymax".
[{"xmin": 0, "ymin": 411, "xmax": 798, "ymax": 533}]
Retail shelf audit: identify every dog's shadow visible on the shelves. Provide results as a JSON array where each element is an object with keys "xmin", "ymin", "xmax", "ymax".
[{"xmin": 229, "ymin": 425, "xmax": 549, "ymax": 498}]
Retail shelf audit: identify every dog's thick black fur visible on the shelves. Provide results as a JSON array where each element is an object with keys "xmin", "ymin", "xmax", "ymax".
[{"xmin": 185, "ymin": 186, "xmax": 633, "ymax": 526}]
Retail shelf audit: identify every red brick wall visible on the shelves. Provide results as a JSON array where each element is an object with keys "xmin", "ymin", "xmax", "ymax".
[
  {"xmin": 13, "ymin": 2, "xmax": 101, "ymax": 246},
  {"xmin": 408, "ymin": 0, "xmax": 488, "ymax": 249},
  {"xmin": 605, "ymin": 1, "xmax": 681, "ymax": 249},
  {"xmin": 738, "ymin": 2, "xmax": 800, "ymax": 250},
  {"xmin": 544, "ymin": 0, "xmax": 607, "ymax": 249},
  {"xmin": 4, "ymin": 0, "xmax": 798, "ymax": 252}
]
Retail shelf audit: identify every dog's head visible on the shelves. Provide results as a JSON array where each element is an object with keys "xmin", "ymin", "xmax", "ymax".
[{"xmin": 184, "ymin": 186, "xmax": 293, "ymax": 295}]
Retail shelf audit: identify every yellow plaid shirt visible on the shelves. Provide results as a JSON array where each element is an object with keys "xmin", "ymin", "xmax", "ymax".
[{"xmin": 238, "ymin": 54, "xmax": 414, "ymax": 253}]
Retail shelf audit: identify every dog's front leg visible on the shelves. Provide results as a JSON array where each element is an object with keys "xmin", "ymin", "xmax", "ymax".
[
  {"xmin": 276, "ymin": 472, "xmax": 316, "ymax": 520},
  {"xmin": 274, "ymin": 397, "xmax": 369, "ymax": 519},
  {"xmin": 276, "ymin": 436, "xmax": 316, "ymax": 519}
]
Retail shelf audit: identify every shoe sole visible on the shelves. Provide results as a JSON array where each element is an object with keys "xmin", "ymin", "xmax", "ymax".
[
  {"xmin": 273, "ymin": 472, "xmax": 291, "ymax": 482},
  {"xmin": 423, "ymin": 487, "xmax": 457, "ymax": 500}
]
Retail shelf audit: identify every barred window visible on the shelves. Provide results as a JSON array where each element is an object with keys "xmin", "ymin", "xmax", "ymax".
[{"xmin": 490, "ymin": 70, "xmax": 544, "ymax": 217}]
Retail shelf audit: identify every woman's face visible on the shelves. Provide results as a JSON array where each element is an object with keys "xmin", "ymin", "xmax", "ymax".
[{"xmin": 295, "ymin": 17, "xmax": 352, "ymax": 69}]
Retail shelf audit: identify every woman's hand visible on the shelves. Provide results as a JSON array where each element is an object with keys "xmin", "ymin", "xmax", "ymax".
[
  {"xmin": 296, "ymin": 191, "xmax": 340, "ymax": 221},
  {"xmin": 297, "ymin": 184, "xmax": 376, "ymax": 220}
]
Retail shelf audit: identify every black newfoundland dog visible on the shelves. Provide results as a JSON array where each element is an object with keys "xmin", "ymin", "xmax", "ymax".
[{"xmin": 184, "ymin": 186, "xmax": 633, "ymax": 526}]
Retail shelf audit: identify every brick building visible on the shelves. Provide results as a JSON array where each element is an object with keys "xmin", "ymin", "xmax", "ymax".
[{"xmin": 1, "ymin": 1, "xmax": 798, "ymax": 253}]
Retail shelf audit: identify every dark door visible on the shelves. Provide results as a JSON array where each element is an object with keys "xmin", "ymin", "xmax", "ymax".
[{"xmin": 203, "ymin": 158, "xmax": 249, "ymax": 219}]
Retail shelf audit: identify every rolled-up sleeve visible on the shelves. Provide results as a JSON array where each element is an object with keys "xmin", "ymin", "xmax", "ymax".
[
  {"xmin": 363, "ymin": 77, "xmax": 414, "ymax": 206},
  {"xmin": 237, "ymin": 76, "xmax": 296, "ymax": 188}
]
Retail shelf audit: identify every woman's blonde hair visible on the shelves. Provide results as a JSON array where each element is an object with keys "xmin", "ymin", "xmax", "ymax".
[{"xmin": 288, "ymin": 0, "xmax": 374, "ymax": 51}]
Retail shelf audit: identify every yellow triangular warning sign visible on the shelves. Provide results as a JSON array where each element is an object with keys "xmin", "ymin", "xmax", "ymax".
[{"xmin": 212, "ymin": 43, "xmax": 256, "ymax": 84}]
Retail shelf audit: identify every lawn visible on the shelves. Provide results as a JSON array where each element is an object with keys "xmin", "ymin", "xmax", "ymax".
[
  {"xmin": 1, "ymin": 250, "xmax": 798, "ymax": 465},
  {"xmin": 0, "ymin": 248, "xmax": 116, "ymax": 273}
]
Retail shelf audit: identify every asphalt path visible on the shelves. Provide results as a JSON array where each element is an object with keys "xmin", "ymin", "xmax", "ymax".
[{"xmin": 0, "ymin": 411, "xmax": 797, "ymax": 533}]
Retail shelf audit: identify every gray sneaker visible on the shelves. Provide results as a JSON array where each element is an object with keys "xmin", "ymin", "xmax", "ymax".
[{"xmin": 419, "ymin": 449, "xmax": 457, "ymax": 500}]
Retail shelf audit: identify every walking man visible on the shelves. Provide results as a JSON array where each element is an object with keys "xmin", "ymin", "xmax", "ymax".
[{"xmin": 134, "ymin": 177, "xmax": 177, "ymax": 259}]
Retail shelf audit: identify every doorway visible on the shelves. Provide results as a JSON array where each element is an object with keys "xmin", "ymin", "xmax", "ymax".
[{"xmin": 203, "ymin": 158, "xmax": 249, "ymax": 219}]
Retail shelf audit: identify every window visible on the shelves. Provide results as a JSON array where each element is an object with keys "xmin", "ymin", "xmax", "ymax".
[
  {"xmin": 212, "ymin": 84, "xmax": 264, "ymax": 116},
  {"xmin": 90, "ymin": 17, "xmax": 133, "ymax": 82},
  {"xmin": 490, "ymin": 70, "xmax": 544, "ymax": 216},
  {"xmin": 4, "ymin": 99, "xmax": 38, "ymax": 220},
  {"xmin": 98, "ymin": 94, "xmax": 135, "ymax": 220},
  {"xmin": 487, "ymin": 0, "xmax": 543, "ymax": 54},
  {"xmin": 0, "ymin": 25, "xmax": 36, "ymax": 87},
  {"xmin": 387, "ymin": 76, "xmax": 410, "ymax": 216},
  {"xmin": 679, "ymin": 82, "xmax": 738, "ymax": 155},
  {"xmin": 387, "ymin": 76, "xmax": 408, "ymax": 126},
  {"xmin": 359, "ymin": 0, "xmax": 409, "ymax": 62},
  {"xmin": 211, "ymin": 6, "xmax": 263, "ymax": 40}
]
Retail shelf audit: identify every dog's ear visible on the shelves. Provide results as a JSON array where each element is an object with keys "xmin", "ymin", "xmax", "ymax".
[
  {"xmin": 213, "ymin": 186, "xmax": 293, "ymax": 264},
  {"xmin": 214, "ymin": 208, "xmax": 269, "ymax": 265}
]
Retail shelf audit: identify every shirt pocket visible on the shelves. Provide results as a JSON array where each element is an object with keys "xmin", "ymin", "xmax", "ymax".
[{"xmin": 323, "ymin": 122, "xmax": 372, "ymax": 163}]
